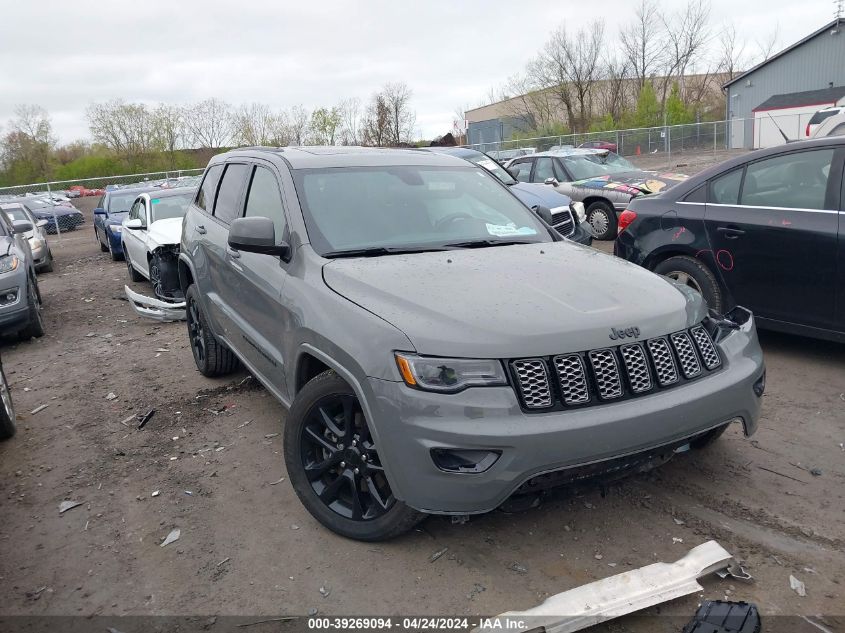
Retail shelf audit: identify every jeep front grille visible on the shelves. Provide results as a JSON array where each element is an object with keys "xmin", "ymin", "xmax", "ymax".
[
  {"xmin": 551, "ymin": 207, "xmax": 576, "ymax": 237},
  {"xmin": 510, "ymin": 322, "xmax": 722, "ymax": 411},
  {"xmin": 511, "ymin": 359, "xmax": 553, "ymax": 409}
]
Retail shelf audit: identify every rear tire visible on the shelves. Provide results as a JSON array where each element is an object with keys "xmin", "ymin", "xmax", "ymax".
[
  {"xmin": 124, "ymin": 248, "xmax": 144, "ymax": 282},
  {"xmin": 41, "ymin": 252, "xmax": 54, "ymax": 273},
  {"xmin": 185, "ymin": 284, "xmax": 240, "ymax": 377},
  {"xmin": 285, "ymin": 370, "xmax": 424, "ymax": 541},
  {"xmin": 586, "ymin": 200, "xmax": 617, "ymax": 240},
  {"xmin": 0, "ymin": 361, "xmax": 15, "ymax": 440},
  {"xmin": 690, "ymin": 423, "xmax": 729, "ymax": 449},
  {"xmin": 654, "ymin": 255, "xmax": 724, "ymax": 313}
]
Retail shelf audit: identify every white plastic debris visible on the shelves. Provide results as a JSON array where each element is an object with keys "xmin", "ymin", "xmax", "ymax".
[
  {"xmin": 789, "ymin": 574, "xmax": 806, "ymax": 597},
  {"xmin": 31, "ymin": 404, "xmax": 49, "ymax": 415},
  {"xmin": 160, "ymin": 529, "xmax": 181, "ymax": 547},
  {"xmin": 151, "ymin": 490, "xmax": 160, "ymax": 497},
  {"xmin": 59, "ymin": 500, "xmax": 83, "ymax": 513},
  {"xmin": 105, "ymin": 392, "xmax": 117, "ymax": 401}
]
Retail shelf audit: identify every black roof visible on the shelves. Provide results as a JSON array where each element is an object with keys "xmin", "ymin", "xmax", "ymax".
[
  {"xmin": 754, "ymin": 86, "xmax": 845, "ymax": 111},
  {"xmin": 724, "ymin": 18, "xmax": 842, "ymax": 89},
  {"xmin": 217, "ymin": 146, "xmax": 470, "ymax": 169}
]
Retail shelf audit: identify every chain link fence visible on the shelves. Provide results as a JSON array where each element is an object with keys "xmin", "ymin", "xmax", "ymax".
[{"xmin": 0, "ymin": 169, "xmax": 204, "ymax": 238}]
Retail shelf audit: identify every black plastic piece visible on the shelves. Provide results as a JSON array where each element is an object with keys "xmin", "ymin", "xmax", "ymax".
[{"xmin": 682, "ymin": 601, "xmax": 761, "ymax": 633}]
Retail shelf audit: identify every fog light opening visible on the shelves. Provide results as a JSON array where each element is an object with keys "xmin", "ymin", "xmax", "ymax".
[
  {"xmin": 753, "ymin": 370, "xmax": 766, "ymax": 397},
  {"xmin": 431, "ymin": 448, "xmax": 501, "ymax": 474}
]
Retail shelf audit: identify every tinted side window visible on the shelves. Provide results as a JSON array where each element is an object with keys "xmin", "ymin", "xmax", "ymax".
[
  {"xmin": 244, "ymin": 166, "xmax": 287, "ymax": 242},
  {"xmin": 213, "ymin": 164, "xmax": 249, "ymax": 225},
  {"xmin": 510, "ymin": 160, "xmax": 533, "ymax": 183},
  {"xmin": 709, "ymin": 169, "xmax": 742, "ymax": 205},
  {"xmin": 128, "ymin": 200, "xmax": 141, "ymax": 221},
  {"xmin": 683, "ymin": 185, "xmax": 706, "ymax": 203},
  {"xmin": 195, "ymin": 164, "xmax": 224, "ymax": 212},
  {"xmin": 741, "ymin": 149, "xmax": 834, "ymax": 210},
  {"xmin": 533, "ymin": 157, "xmax": 556, "ymax": 183}
]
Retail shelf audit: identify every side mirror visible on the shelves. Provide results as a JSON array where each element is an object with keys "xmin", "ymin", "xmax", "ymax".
[
  {"xmin": 94, "ymin": 208, "xmax": 107, "ymax": 216},
  {"xmin": 36, "ymin": 219, "xmax": 49, "ymax": 228},
  {"xmin": 544, "ymin": 177, "xmax": 559, "ymax": 186},
  {"xmin": 228, "ymin": 217, "xmax": 290, "ymax": 258},
  {"xmin": 125, "ymin": 218, "xmax": 144, "ymax": 230},
  {"xmin": 12, "ymin": 220, "xmax": 33, "ymax": 234},
  {"xmin": 532, "ymin": 205, "xmax": 554, "ymax": 226},
  {"xmin": 507, "ymin": 167, "xmax": 520, "ymax": 179}
]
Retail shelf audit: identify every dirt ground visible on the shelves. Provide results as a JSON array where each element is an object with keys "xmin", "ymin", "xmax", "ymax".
[{"xmin": 0, "ymin": 190, "xmax": 843, "ymax": 632}]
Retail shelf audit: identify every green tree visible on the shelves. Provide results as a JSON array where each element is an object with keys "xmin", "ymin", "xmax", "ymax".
[
  {"xmin": 633, "ymin": 82, "xmax": 661, "ymax": 128},
  {"xmin": 665, "ymin": 82, "xmax": 694, "ymax": 125},
  {"xmin": 310, "ymin": 107, "xmax": 343, "ymax": 145}
]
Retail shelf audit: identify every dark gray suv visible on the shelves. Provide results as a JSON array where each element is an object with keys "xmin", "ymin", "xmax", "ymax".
[{"xmin": 179, "ymin": 147, "xmax": 765, "ymax": 541}]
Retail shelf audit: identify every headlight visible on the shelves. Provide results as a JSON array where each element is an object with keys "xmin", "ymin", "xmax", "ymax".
[
  {"xmin": 395, "ymin": 353, "xmax": 507, "ymax": 393},
  {"xmin": 110, "ymin": 225, "xmax": 123, "ymax": 233},
  {"xmin": 28, "ymin": 237, "xmax": 44, "ymax": 249},
  {"xmin": 0, "ymin": 255, "xmax": 19, "ymax": 274},
  {"xmin": 569, "ymin": 201, "xmax": 586, "ymax": 223}
]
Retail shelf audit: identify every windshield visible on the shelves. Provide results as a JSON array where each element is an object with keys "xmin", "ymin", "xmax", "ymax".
[
  {"xmin": 467, "ymin": 153, "xmax": 517, "ymax": 185},
  {"xmin": 108, "ymin": 192, "xmax": 144, "ymax": 213},
  {"xmin": 560, "ymin": 152, "xmax": 638, "ymax": 180},
  {"xmin": 1, "ymin": 207, "xmax": 28, "ymax": 223},
  {"xmin": 293, "ymin": 165, "xmax": 551, "ymax": 256},
  {"xmin": 150, "ymin": 193, "xmax": 192, "ymax": 222}
]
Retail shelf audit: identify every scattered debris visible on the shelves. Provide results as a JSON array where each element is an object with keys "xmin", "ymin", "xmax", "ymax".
[
  {"xmin": 673, "ymin": 537, "xmax": 684, "ymax": 544},
  {"xmin": 800, "ymin": 616, "xmax": 835, "ymax": 633},
  {"xmin": 758, "ymin": 465, "xmax": 807, "ymax": 484},
  {"xmin": 184, "ymin": 490, "xmax": 193, "ymax": 496},
  {"xmin": 151, "ymin": 490, "xmax": 160, "ymax": 497},
  {"xmin": 264, "ymin": 433, "xmax": 279, "ymax": 439},
  {"xmin": 307, "ymin": 608, "xmax": 318, "ymax": 616},
  {"xmin": 237, "ymin": 420, "xmax": 252, "ymax": 428},
  {"xmin": 673, "ymin": 518, "xmax": 685, "ymax": 525},
  {"xmin": 217, "ymin": 557, "xmax": 230, "ymax": 568},
  {"xmin": 236, "ymin": 618, "xmax": 297, "ymax": 628},
  {"xmin": 105, "ymin": 392, "xmax": 117, "ymax": 401},
  {"xmin": 30, "ymin": 404, "xmax": 49, "ymax": 415},
  {"xmin": 429, "ymin": 547, "xmax": 449, "ymax": 563},
  {"xmin": 594, "ymin": 553, "xmax": 603, "ymax": 560},
  {"xmin": 810, "ymin": 468, "xmax": 822, "ymax": 477},
  {"xmin": 290, "ymin": 524, "xmax": 300, "ymax": 530},
  {"xmin": 789, "ymin": 574, "xmax": 806, "ymax": 597},
  {"xmin": 319, "ymin": 584, "xmax": 331, "ymax": 598},
  {"xmin": 683, "ymin": 601, "xmax": 761, "ymax": 633},
  {"xmin": 508, "ymin": 562, "xmax": 528, "ymax": 574},
  {"xmin": 58, "ymin": 500, "xmax": 83, "ymax": 514},
  {"xmin": 137, "ymin": 409, "xmax": 156, "ymax": 430},
  {"xmin": 269, "ymin": 476, "xmax": 286, "ymax": 485},
  {"xmin": 155, "ymin": 348, "xmax": 169, "ymax": 353},
  {"xmin": 160, "ymin": 528, "xmax": 181, "ymax": 547},
  {"xmin": 118, "ymin": 414, "xmax": 135, "ymax": 427}
]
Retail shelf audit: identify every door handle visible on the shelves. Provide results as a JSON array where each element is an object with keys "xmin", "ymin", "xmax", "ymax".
[
  {"xmin": 196, "ymin": 225, "xmax": 207, "ymax": 235},
  {"xmin": 227, "ymin": 247, "xmax": 241, "ymax": 259},
  {"xmin": 717, "ymin": 226, "xmax": 745, "ymax": 239}
]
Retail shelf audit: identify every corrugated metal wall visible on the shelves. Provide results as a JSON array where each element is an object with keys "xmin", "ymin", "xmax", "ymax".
[{"xmin": 726, "ymin": 26, "xmax": 845, "ymax": 148}]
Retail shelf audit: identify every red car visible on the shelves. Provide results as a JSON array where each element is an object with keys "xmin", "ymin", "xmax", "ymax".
[{"xmin": 578, "ymin": 140, "xmax": 618, "ymax": 153}]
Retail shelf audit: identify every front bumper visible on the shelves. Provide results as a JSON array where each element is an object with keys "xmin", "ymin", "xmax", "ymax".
[
  {"xmin": 366, "ymin": 314, "xmax": 764, "ymax": 514},
  {"xmin": 106, "ymin": 227, "xmax": 124, "ymax": 254},
  {"xmin": 569, "ymin": 220, "xmax": 593, "ymax": 245},
  {"xmin": 124, "ymin": 285, "xmax": 186, "ymax": 322}
]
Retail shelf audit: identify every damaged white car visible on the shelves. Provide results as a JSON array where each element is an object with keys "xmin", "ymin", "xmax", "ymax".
[{"xmin": 122, "ymin": 188, "xmax": 194, "ymax": 315}]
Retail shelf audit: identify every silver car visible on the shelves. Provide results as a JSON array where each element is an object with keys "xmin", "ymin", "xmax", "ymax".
[
  {"xmin": 0, "ymin": 203, "xmax": 54, "ymax": 273},
  {"xmin": 0, "ymin": 210, "xmax": 45, "ymax": 340},
  {"xmin": 177, "ymin": 147, "xmax": 765, "ymax": 541}
]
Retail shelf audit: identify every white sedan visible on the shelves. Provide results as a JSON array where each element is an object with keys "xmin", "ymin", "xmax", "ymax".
[{"xmin": 122, "ymin": 188, "xmax": 194, "ymax": 301}]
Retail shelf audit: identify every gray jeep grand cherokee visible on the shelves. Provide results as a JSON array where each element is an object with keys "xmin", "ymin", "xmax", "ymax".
[{"xmin": 179, "ymin": 147, "xmax": 765, "ymax": 541}]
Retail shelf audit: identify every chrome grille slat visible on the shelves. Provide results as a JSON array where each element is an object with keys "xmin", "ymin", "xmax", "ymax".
[
  {"xmin": 553, "ymin": 354, "xmax": 590, "ymax": 404},
  {"xmin": 690, "ymin": 325, "xmax": 721, "ymax": 369},
  {"xmin": 511, "ymin": 359, "xmax": 552, "ymax": 408},
  {"xmin": 587, "ymin": 349, "xmax": 623, "ymax": 400},
  {"xmin": 670, "ymin": 332, "xmax": 702, "ymax": 378},
  {"xmin": 552, "ymin": 212, "xmax": 575, "ymax": 237},
  {"xmin": 646, "ymin": 338, "xmax": 679, "ymax": 386},
  {"xmin": 620, "ymin": 343, "xmax": 653, "ymax": 393}
]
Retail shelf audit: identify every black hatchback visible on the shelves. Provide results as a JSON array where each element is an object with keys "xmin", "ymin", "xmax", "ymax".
[{"xmin": 615, "ymin": 137, "xmax": 845, "ymax": 343}]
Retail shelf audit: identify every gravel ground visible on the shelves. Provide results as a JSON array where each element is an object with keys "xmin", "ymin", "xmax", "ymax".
[{"xmin": 0, "ymin": 191, "xmax": 842, "ymax": 632}]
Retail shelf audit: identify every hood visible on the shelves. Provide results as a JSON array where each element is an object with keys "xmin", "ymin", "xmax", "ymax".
[
  {"xmin": 323, "ymin": 242, "xmax": 705, "ymax": 359},
  {"xmin": 32, "ymin": 206, "xmax": 80, "ymax": 217},
  {"xmin": 106, "ymin": 210, "xmax": 128, "ymax": 226},
  {"xmin": 510, "ymin": 182, "xmax": 572, "ymax": 209},
  {"xmin": 569, "ymin": 171, "xmax": 688, "ymax": 197},
  {"xmin": 146, "ymin": 217, "xmax": 182, "ymax": 247}
]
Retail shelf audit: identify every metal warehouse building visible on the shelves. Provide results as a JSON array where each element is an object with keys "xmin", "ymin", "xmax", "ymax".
[{"xmin": 725, "ymin": 17, "xmax": 845, "ymax": 149}]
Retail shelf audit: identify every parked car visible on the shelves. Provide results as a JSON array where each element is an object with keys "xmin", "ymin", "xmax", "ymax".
[
  {"xmin": 170, "ymin": 146, "xmax": 764, "ymax": 541},
  {"xmin": 615, "ymin": 136, "xmax": 845, "ymax": 342},
  {"xmin": 0, "ymin": 210, "xmax": 45, "ymax": 341},
  {"xmin": 0, "ymin": 353, "xmax": 16, "ymax": 440},
  {"xmin": 421, "ymin": 147, "xmax": 591, "ymax": 244},
  {"xmin": 122, "ymin": 188, "xmax": 195, "ymax": 301},
  {"xmin": 488, "ymin": 148, "xmax": 535, "ymax": 164},
  {"xmin": 505, "ymin": 149, "xmax": 688, "ymax": 240},
  {"xmin": 9, "ymin": 197, "xmax": 84, "ymax": 234},
  {"xmin": 93, "ymin": 186, "xmax": 157, "ymax": 260},
  {"xmin": 0, "ymin": 203, "xmax": 54, "ymax": 272},
  {"xmin": 578, "ymin": 140, "xmax": 619, "ymax": 153},
  {"xmin": 807, "ymin": 99, "xmax": 845, "ymax": 139}
]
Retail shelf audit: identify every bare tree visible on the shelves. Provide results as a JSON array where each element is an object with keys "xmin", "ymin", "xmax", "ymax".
[
  {"xmin": 620, "ymin": 0, "xmax": 666, "ymax": 93},
  {"xmin": 659, "ymin": 0, "xmax": 712, "ymax": 103},
  {"xmin": 382, "ymin": 82, "xmax": 416, "ymax": 145},
  {"xmin": 87, "ymin": 100, "xmax": 158, "ymax": 164},
  {"xmin": 185, "ymin": 98, "xmax": 233, "ymax": 149},
  {"xmin": 288, "ymin": 105, "xmax": 311, "ymax": 145},
  {"xmin": 232, "ymin": 102, "xmax": 278, "ymax": 146},
  {"xmin": 362, "ymin": 94, "xmax": 390, "ymax": 146},
  {"xmin": 717, "ymin": 23, "xmax": 749, "ymax": 81},
  {"xmin": 598, "ymin": 56, "xmax": 632, "ymax": 124},
  {"xmin": 151, "ymin": 104, "xmax": 186, "ymax": 166},
  {"xmin": 269, "ymin": 110, "xmax": 293, "ymax": 146},
  {"xmin": 338, "ymin": 97, "xmax": 363, "ymax": 145},
  {"xmin": 755, "ymin": 23, "xmax": 781, "ymax": 63},
  {"xmin": 1, "ymin": 104, "xmax": 55, "ymax": 179}
]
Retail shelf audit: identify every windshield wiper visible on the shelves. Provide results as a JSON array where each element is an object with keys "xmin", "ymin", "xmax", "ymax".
[
  {"xmin": 443, "ymin": 239, "xmax": 536, "ymax": 249},
  {"xmin": 322, "ymin": 246, "xmax": 450, "ymax": 259}
]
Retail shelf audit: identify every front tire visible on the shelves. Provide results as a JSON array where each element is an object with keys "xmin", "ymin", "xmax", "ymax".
[
  {"xmin": 654, "ymin": 255, "xmax": 724, "ymax": 313},
  {"xmin": 0, "ymin": 361, "xmax": 16, "ymax": 440},
  {"xmin": 124, "ymin": 247, "xmax": 144, "ymax": 282},
  {"xmin": 96, "ymin": 228, "xmax": 108, "ymax": 252},
  {"xmin": 586, "ymin": 200, "xmax": 617, "ymax": 240},
  {"xmin": 18, "ymin": 279, "xmax": 45, "ymax": 341},
  {"xmin": 108, "ymin": 232, "xmax": 124, "ymax": 261},
  {"xmin": 185, "ymin": 284, "xmax": 240, "ymax": 377},
  {"xmin": 285, "ymin": 370, "xmax": 423, "ymax": 541}
]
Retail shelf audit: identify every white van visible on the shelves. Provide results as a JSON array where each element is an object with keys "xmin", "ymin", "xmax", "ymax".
[{"xmin": 808, "ymin": 98, "xmax": 845, "ymax": 138}]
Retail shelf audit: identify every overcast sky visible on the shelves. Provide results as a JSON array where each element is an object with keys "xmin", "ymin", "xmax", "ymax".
[{"xmin": 0, "ymin": 0, "xmax": 836, "ymax": 143}]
